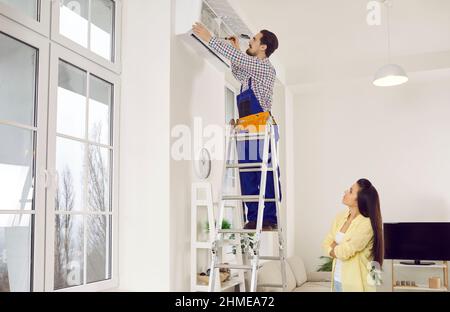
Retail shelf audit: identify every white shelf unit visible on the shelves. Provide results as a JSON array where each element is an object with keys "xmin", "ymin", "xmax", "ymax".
[
  {"xmin": 393, "ymin": 263, "xmax": 447, "ymax": 269},
  {"xmin": 393, "ymin": 285, "xmax": 448, "ymax": 292},
  {"xmin": 392, "ymin": 260, "xmax": 449, "ymax": 292},
  {"xmin": 190, "ymin": 182, "xmax": 245, "ymax": 292},
  {"xmin": 194, "ymin": 277, "xmax": 245, "ymax": 292}
]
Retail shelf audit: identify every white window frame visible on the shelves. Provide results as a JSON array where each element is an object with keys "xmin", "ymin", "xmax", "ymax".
[
  {"xmin": 225, "ymin": 82, "xmax": 239, "ymax": 122},
  {"xmin": 1, "ymin": 0, "xmax": 120, "ymax": 292},
  {"xmin": 50, "ymin": 0, "xmax": 122, "ymax": 74},
  {"xmin": 0, "ymin": 14, "xmax": 50, "ymax": 292},
  {"xmin": 0, "ymin": 0, "xmax": 51, "ymax": 37},
  {"xmin": 45, "ymin": 42, "xmax": 120, "ymax": 292}
]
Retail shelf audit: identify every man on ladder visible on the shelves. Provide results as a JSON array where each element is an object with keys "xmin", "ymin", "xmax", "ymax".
[
  {"xmin": 193, "ymin": 23, "xmax": 281, "ymax": 231},
  {"xmin": 193, "ymin": 23, "xmax": 286, "ymax": 293}
]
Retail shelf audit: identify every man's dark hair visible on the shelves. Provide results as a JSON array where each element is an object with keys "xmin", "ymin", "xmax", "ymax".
[{"xmin": 260, "ymin": 30, "xmax": 279, "ymax": 58}]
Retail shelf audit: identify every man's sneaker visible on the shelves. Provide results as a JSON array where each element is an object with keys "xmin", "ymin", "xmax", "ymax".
[
  {"xmin": 265, "ymin": 222, "xmax": 278, "ymax": 230},
  {"xmin": 243, "ymin": 220, "xmax": 257, "ymax": 229}
]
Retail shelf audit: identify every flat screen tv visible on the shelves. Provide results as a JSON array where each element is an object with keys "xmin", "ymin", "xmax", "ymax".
[{"xmin": 383, "ymin": 222, "xmax": 450, "ymax": 265}]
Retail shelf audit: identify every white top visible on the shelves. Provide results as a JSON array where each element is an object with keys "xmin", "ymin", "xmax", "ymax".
[{"xmin": 334, "ymin": 232, "xmax": 345, "ymax": 282}]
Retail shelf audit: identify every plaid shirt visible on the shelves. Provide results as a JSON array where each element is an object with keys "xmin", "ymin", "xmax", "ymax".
[{"xmin": 208, "ymin": 36, "xmax": 276, "ymax": 112}]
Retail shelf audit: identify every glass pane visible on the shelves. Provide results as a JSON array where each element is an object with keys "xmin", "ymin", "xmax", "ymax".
[
  {"xmin": 0, "ymin": 32, "xmax": 37, "ymax": 126},
  {"xmin": 87, "ymin": 145, "xmax": 110, "ymax": 212},
  {"xmin": 59, "ymin": 0, "xmax": 89, "ymax": 48},
  {"xmin": 0, "ymin": 214, "xmax": 32, "ymax": 292},
  {"xmin": 0, "ymin": 0, "xmax": 38, "ymax": 20},
  {"xmin": 89, "ymin": 75, "xmax": 112, "ymax": 145},
  {"xmin": 54, "ymin": 214, "xmax": 84, "ymax": 289},
  {"xmin": 57, "ymin": 60, "xmax": 87, "ymax": 138},
  {"xmin": 87, "ymin": 215, "xmax": 110, "ymax": 283},
  {"xmin": 0, "ymin": 124, "xmax": 34, "ymax": 211},
  {"xmin": 56, "ymin": 137, "xmax": 85, "ymax": 212},
  {"xmin": 90, "ymin": 0, "xmax": 114, "ymax": 61},
  {"xmin": 201, "ymin": 2, "xmax": 220, "ymax": 37}
]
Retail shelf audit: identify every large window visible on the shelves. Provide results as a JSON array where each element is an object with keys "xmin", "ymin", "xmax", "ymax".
[
  {"xmin": 0, "ymin": 0, "xmax": 120, "ymax": 292},
  {"xmin": 0, "ymin": 31, "xmax": 38, "ymax": 293},
  {"xmin": 48, "ymin": 53, "xmax": 116, "ymax": 290},
  {"xmin": 0, "ymin": 17, "xmax": 49, "ymax": 292}
]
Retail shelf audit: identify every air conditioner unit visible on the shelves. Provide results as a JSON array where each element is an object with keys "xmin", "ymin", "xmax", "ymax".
[{"xmin": 175, "ymin": 0, "xmax": 240, "ymax": 69}]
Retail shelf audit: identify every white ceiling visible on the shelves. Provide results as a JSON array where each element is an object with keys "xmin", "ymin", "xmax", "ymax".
[{"xmin": 228, "ymin": 0, "xmax": 450, "ymax": 88}]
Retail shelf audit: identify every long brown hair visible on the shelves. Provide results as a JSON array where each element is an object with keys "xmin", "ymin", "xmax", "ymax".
[{"xmin": 357, "ymin": 178, "xmax": 384, "ymax": 267}]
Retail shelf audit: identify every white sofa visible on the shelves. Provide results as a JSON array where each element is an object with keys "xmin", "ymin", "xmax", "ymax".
[{"xmin": 257, "ymin": 256, "xmax": 332, "ymax": 292}]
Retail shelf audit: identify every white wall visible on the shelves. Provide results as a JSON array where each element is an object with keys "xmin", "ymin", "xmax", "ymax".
[
  {"xmin": 118, "ymin": 0, "xmax": 172, "ymax": 291},
  {"xmin": 293, "ymin": 69, "xmax": 450, "ymax": 289},
  {"xmin": 283, "ymin": 88, "xmax": 296, "ymax": 257}
]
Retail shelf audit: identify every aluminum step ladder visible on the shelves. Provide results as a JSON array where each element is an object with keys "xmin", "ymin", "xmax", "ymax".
[{"xmin": 208, "ymin": 117, "xmax": 288, "ymax": 292}]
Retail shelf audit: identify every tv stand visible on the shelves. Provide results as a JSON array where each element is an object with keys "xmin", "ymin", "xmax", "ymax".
[
  {"xmin": 400, "ymin": 260, "xmax": 436, "ymax": 266},
  {"xmin": 392, "ymin": 260, "xmax": 449, "ymax": 292}
]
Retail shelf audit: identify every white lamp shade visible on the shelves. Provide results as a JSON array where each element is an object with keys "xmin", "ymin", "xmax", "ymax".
[{"xmin": 373, "ymin": 64, "xmax": 408, "ymax": 87}]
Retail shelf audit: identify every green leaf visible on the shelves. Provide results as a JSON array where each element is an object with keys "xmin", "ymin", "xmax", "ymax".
[
  {"xmin": 317, "ymin": 256, "xmax": 333, "ymax": 272},
  {"xmin": 205, "ymin": 219, "xmax": 232, "ymax": 232}
]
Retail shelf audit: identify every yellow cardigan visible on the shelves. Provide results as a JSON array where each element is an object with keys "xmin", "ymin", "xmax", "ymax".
[{"xmin": 322, "ymin": 209, "xmax": 376, "ymax": 292}]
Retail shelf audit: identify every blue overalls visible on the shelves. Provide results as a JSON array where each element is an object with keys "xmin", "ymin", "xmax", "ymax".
[{"xmin": 236, "ymin": 78, "xmax": 282, "ymax": 225}]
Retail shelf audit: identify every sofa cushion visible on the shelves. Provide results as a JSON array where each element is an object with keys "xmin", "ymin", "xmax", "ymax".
[
  {"xmin": 286, "ymin": 256, "xmax": 308, "ymax": 286},
  {"xmin": 257, "ymin": 260, "xmax": 296, "ymax": 292},
  {"xmin": 293, "ymin": 281, "xmax": 331, "ymax": 292},
  {"xmin": 306, "ymin": 271, "xmax": 332, "ymax": 282}
]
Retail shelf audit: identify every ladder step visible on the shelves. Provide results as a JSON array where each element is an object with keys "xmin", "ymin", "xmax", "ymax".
[
  {"xmin": 218, "ymin": 229, "xmax": 257, "ymax": 234},
  {"xmin": 226, "ymin": 163, "xmax": 274, "ymax": 172},
  {"xmin": 258, "ymin": 283, "xmax": 285, "ymax": 288},
  {"xmin": 260, "ymin": 256, "xmax": 283, "ymax": 261},
  {"xmin": 239, "ymin": 168, "xmax": 274, "ymax": 172},
  {"xmin": 235, "ymin": 137, "xmax": 265, "ymax": 142},
  {"xmin": 218, "ymin": 228, "xmax": 279, "ymax": 234},
  {"xmin": 226, "ymin": 163, "xmax": 264, "ymax": 168},
  {"xmin": 222, "ymin": 195, "xmax": 277, "ymax": 202},
  {"xmin": 215, "ymin": 264, "xmax": 253, "ymax": 270},
  {"xmin": 233, "ymin": 134, "xmax": 268, "ymax": 141},
  {"xmin": 232, "ymin": 132, "xmax": 266, "ymax": 139}
]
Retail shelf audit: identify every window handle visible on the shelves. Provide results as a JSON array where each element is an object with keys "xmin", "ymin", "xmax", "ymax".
[
  {"xmin": 42, "ymin": 169, "xmax": 58, "ymax": 189},
  {"xmin": 42, "ymin": 169, "xmax": 50, "ymax": 189}
]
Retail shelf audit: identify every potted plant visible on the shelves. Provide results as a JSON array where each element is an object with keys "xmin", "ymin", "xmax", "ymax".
[
  {"xmin": 205, "ymin": 219, "xmax": 232, "ymax": 239},
  {"xmin": 317, "ymin": 256, "xmax": 333, "ymax": 272}
]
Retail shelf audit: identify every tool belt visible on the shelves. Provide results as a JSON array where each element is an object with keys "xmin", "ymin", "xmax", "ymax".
[{"xmin": 235, "ymin": 111, "xmax": 271, "ymax": 133}]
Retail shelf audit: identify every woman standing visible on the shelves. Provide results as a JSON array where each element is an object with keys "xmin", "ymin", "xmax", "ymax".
[{"xmin": 322, "ymin": 178, "xmax": 384, "ymax": 292}]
